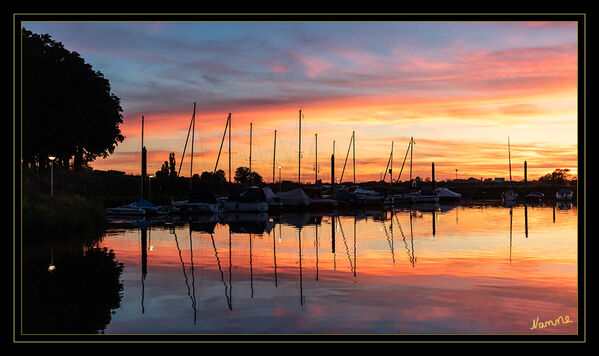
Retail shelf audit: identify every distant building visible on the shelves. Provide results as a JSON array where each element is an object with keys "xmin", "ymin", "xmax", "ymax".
[{"xmin": 494, "ymin": 177, "xmax": 505, "ymax": 183}]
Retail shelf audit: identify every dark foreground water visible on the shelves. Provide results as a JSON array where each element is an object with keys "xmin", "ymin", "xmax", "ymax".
[{"xmin": 22, "ymin": 202, "xmax": 579, "ymax": 335}]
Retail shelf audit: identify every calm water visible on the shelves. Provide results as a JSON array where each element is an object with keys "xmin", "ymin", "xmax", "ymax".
[{"xmin": 23, "ymin": 202, "xmax": 579, "ymax": 335}]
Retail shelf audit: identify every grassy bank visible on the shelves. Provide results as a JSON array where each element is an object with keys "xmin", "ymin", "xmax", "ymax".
[{"xmin": 22, "ymin": 193, "xmax": 106, "ymax": 244}]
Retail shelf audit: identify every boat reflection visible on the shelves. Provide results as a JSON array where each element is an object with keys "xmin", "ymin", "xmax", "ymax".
[{"xmin": 86, "ymin": 201, "xmax": 578, "ymax": 334}]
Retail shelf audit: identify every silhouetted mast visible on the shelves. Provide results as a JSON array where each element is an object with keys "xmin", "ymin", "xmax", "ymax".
[
  {"xmin": 524, "ymin": 160, "xmax": 528, "ymax": 195},
  {"xmin": 331, "ymin": 140, "xmax": 335, "ymax": 186},
  {"xmin": 273, "ymin": 129, "xmax": 277, "ymax": 184},
  {"xmin": 383, "ymin": 141, "xmax": 393, "ymax": 183},
  {"xmin": 141, "ymin": 115, "xmax": 146, "ymax": 200},
  {"xmin": 190, "ymin": 102, "xmax": 196, "ymax": 192},
  {"xmin": 508, "ymin": 136, "xmax": 512, "ymax": 185},
  {"xmin": 352, "ymin": 131, "xmax": 356, "ymax": 186},
  {"xmin": 339, "ymin": 132, "xmax": 355, "ymax": 185},
  {"xmin": 397, "ymin": 138, "xmax": 412, "ymax": 183},
  {"xmin": 432, "ymin": 162, "xmax": 436, "ymax": 189},
  {"xmin": 177, "ymin": 103, "xmax": 196, "ymax": 179},
  {"xmin": 298, "ymin": 109, "xmax": 302, "ymax": 186},
  {"xmin": 409, "ymin": 136, "xmax": 414, "ymax": 183},
  {"xmin": 315, "ymin": 133, "xmax": 318, "ymax": 184},
  {"xmin": 229, "ymin": 114, "xmax": 231, "ymax": 182},
  {"xmin": 390, "ymin": 141, "xmax": 393, "ymax": 185},
  {"xmin": 249, "ymin": 122, "xmax": 253, "ymax": 186},
  {"xmin": 214, "ymin": 113, "xmax": 230, "ymax": 176}
]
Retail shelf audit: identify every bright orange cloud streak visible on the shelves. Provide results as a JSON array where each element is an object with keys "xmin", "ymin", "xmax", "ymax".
[{"xmin": 90, "ymin": 42, "xmax": 578, "ymax": 182}]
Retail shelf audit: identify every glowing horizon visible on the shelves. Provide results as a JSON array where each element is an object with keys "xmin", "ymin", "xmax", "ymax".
[{"xmin": 22, "ymin": 21, "xmax": 579, "ymax": 182}]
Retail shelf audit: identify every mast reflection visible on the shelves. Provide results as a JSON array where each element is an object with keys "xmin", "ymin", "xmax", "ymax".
[
  {"xmin": 273, "ymin": 223, "xmax": 278, "ymax": 287},
  {"xmin": 337, "ymin": 216, "xmax": 356, "ymax": 280},
  {"xmin": 210, "ymin": 233, "xmax": 232, "ymax": 310},
  {"xmin": 298, "ymin": 227, "xmax": 305, "ymax": 308},
  {"xmin": 509, "ymin": 206, "xmax": 513, "ymax": 264},
  {"xmin": 525, "ymin": 203, "xmax": 529, "ymax": 238},
  {"xmin": 173, "ymin": 229, "xmax": 197, "ymax": 324},
  {"xmin": 140, "ymin": 226, "xmax": 147, "ymax": 314}
]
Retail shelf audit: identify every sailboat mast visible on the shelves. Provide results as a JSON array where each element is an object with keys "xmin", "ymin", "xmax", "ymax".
[
  {"xmin": 190, "ymin": 102, "xmax": 196, "ymax": 192},
  {"xmin": 352, "ymin": 131, "xmax": 356, "ymax": 186},
  {"xmin": 409, "ymin": 136, "xmax": 413, "ymax": 183},
  {"xmin": 315, "ymin": 133, "xmax": 318, "ymax": 184},
  {"xmin": 141, "ymin": 115, "xmax": 145, "ymax": 199},
  {"xmin": 390, "ymin": 141, "xmax": 393, "ymax": 185},
  {"xmin": 214, "ymin": 112, "xmax": 230, "ymax": 174},
  {"xmin": 508, "ymin": 136, "xmax": 512, "ymax": 184},
  {"xmin": 331, "ymin": 140, "xmax": 335, "ymax": 186},
  {"xmin": 229, "ymin": 114, "xmax": 231, "ymax": 183},
  {"xmin": 273, "ymin": 129, "xmax": 277, "ymax": 184},
  {"xmin": 298, "ymin": 109, "xmax": 302, "ymax": 186},
  {"xmin": 249, "ymin": 122, "xmax": 253, "ymax": 185}
]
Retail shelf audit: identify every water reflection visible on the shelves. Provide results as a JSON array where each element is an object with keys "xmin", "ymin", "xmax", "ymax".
[
  {"xmin": 173, "ymin": 227, "xmax": 197, "ymax": 323},
  {"xmin": 22, "ymin": 246, "xmax": 124, "ymax": 333},
  {"xmin": 23, "ymin": 202, "xmax": 578, "ymax": 335}
]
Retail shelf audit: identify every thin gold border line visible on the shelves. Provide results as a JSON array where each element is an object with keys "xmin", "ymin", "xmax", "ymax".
[{"xmin": 13, "ymin": 13, "xmax": 585, "ymax": 342}]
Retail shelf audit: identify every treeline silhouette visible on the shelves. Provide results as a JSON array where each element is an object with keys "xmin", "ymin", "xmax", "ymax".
[
  {"xmin": 22, "ymin": 28, "xmax": 124, "ymax": 170},
  {"xmin": 22, "ymin": 246, "xmax": 124, "ymax": 334}
]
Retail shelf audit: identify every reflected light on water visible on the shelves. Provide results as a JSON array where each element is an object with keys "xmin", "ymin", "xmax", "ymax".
[{"xmin": 29, "ymin": 203, "xmax": 579, "ymax": 335}]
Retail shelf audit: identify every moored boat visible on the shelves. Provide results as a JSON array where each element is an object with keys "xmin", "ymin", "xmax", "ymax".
[
  {"xmin": 176, "ymin": 192, "xmax": 220, "ymax": 215},
  {"xmin": 502, "ymin": 189, "xmax": 518, "ymax": 202},
  {"xmin": 525, "ymin": 191, "xmax": 544, "ymax": 202},
  {"xmin": 556, "ymin": 187, "xmax": 573, "ymax": 201},
  {"xmin": 278, "ymin": 188, "xmax": 311, "ymax": 208},
  {"xmin": 433, "ymin": 187, "xmax": 462, "ymax": 201},
  {"xmin": 353, "ymin": 188, "xmax": 385, "ymax": 205},
  {"xmin": 224, "ymin": 186, "xmax": 269, "ymax": 212}
]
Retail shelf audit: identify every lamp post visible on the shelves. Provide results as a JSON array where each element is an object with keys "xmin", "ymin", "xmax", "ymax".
[
  {"xmin": 48, "ymin": 248, "xmax": 55, "ymax": 272},
  {"xmin": 380, "ymin": 170, "xmax": 383, "ymax": 182},
  {"xmin": 48, "ymin": 156, "xmax": 56, "ymax": 196},
  {"xmin": 455, "ymin": 169, "xmax": 458, "ymax": 181}
]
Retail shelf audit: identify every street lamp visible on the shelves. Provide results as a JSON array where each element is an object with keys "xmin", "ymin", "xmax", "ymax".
[
  {"xmin": 380, "ymin": 170, "xmax": 383, "ymax": 182},
  {"xmin": 455, "ymin": 169, "xmax": 458, "ymax": 180},
  {"xmin": 48, "ymin": 156, "xmax": 56, "ymax": 196},
  {"xmin": 48, "ymin": 248, "xmax": 55, "ymax": 272}
]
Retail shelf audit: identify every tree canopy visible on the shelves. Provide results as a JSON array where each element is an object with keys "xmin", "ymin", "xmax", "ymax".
[
  {"xmin": 234, "ymin": 167, "xmax": 263, "ymax": 185},
  {"xmin": 22, "ymin": 28, "xmax": 124, "ymax": 169},
  {"xmin": 539, "ymin": 169, "xmax": 572, "ymax": 184}
]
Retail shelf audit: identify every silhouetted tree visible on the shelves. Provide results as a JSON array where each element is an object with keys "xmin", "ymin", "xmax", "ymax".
[
  {"xmin": 200, "ymin": 170, "xmax": 227, "ymax": 186},
  {"xmin": 234, "ymin": 166, "xmax": 263, "ymax": 185},
  {"xmin": 155, "ymin": 160, "xmax": 170, "ymax": 190},
  {"xmin": 168, "ymin": 152, "xmax": 177, "ymax": 178},
  {"xmin": 22, "ymin": 28, "xmax": 124, "ymax": 169},
  {"xmin": 23, "ymin": 246, "xmax": 124, "ymax": 333},
  {"xmin": 539, "ymin": 168, "xmax": 571, "ymax": 185}
]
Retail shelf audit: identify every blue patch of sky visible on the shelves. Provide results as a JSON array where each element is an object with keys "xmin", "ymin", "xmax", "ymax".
[{"xmin": 22, "ymin": 20, "xmax": 576, "ymax": 115}]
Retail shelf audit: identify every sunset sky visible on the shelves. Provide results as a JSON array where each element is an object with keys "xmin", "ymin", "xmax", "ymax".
[{"xmin": 22, "ymin": 20, "xmax": 579, "ymax": 182}]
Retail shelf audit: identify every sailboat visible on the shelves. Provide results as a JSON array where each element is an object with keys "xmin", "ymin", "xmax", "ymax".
[
  {"xmin": 223, "ymin": 122, "xmax": 269, "ymax": 212},
  {"xmin": 171, "ymin": 103, "xmax": 220, "ymax": 215},
  {"xmin": 277, "ymin": 109, "xmax": 313, "ymax": 209},
  {"xmin": 107, "ymin": 115, "xmax": 168, "ymax": 216},
  {"xmin": 502, "ymin": 137, "xmax": 518, "ymax": 202},
  {"xmin": 392, "ymin": 137, "xmax": 439, "ymax": 204}
]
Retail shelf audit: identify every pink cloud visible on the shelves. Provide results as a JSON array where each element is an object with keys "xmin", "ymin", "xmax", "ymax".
[
  {"xmin": 293, "ymin": 53, "xmax": 332, "ymax": 77},
  {"xmin": 267, "ymin": 61, "xmax": 291, "ymax": 73}
]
